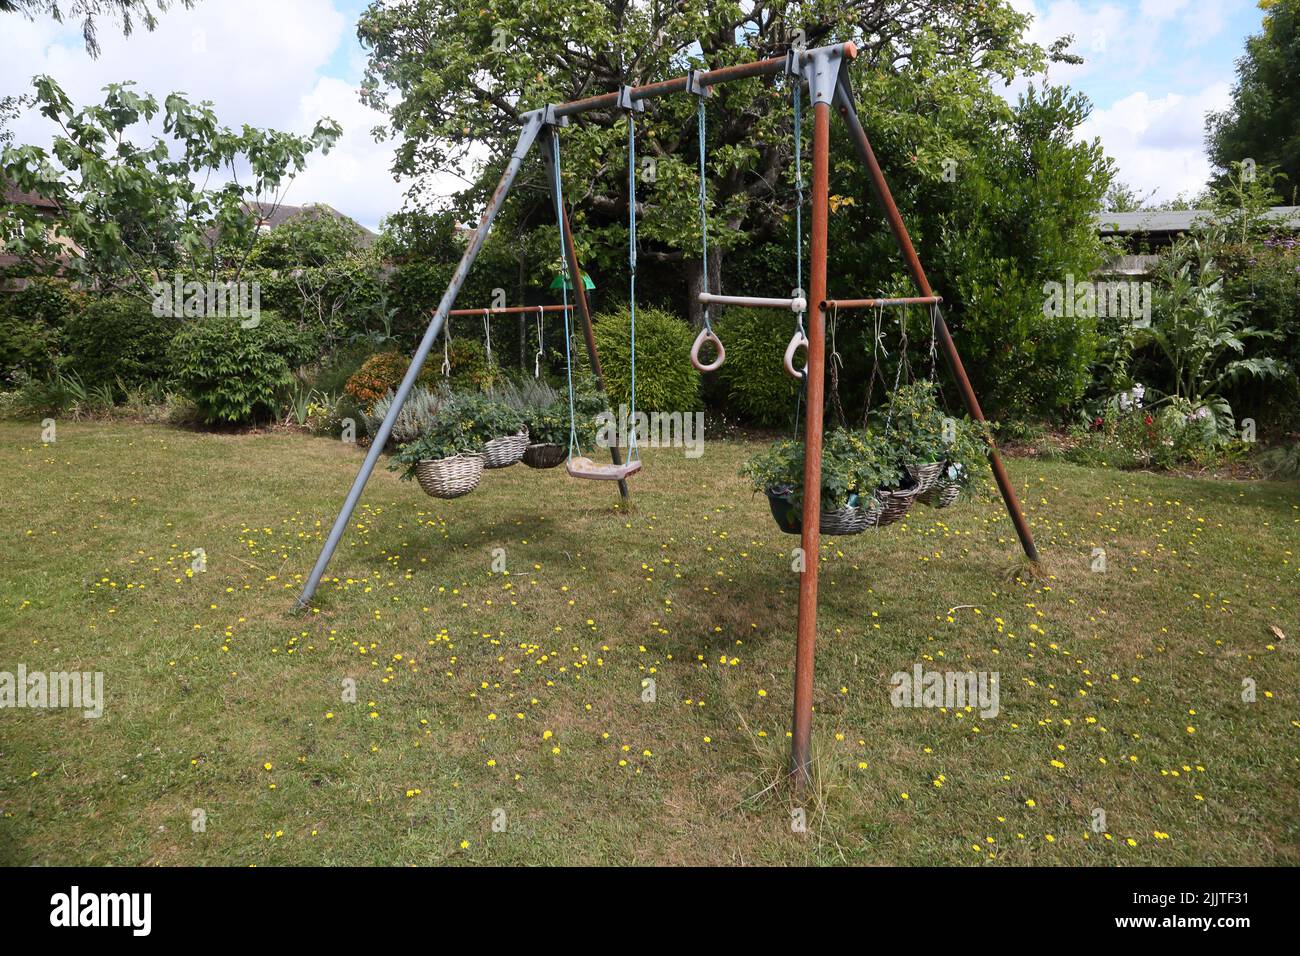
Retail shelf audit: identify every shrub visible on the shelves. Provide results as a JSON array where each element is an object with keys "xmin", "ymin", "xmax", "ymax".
[
  {"xmin": 313, "ymin": 340, "xmax": 385, "ymax": 396},
  {"xmin": 1, "ymin": 277, "xmax": 85, "ymax": 330},
  {"xmin": 169, "ymin": 316, "xmax": 306, "ymax": 424},
  {"xmin": 366, "ymin": 385, "xmax": 452, "ymax": 444},
  {"xmin": 0, "ymin": 315, "xmax": 60, "ymax": 380},
  {"xmin": 712, "ymin": 307, "xmax": 800, "ymax": 426},
  {"xmin": 587, "ymin": 305, "xmax": 701, "ymax": 413},
  {"xmin": 63, "ymin": 295, "xmax": 180, "ymax": 392},
  {"xmin": 344, "ymin": 350, "xmax": 440, "ymax": 405}
]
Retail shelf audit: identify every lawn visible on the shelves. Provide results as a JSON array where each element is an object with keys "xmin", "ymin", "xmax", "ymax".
[{"xmin": 0, "ymin": 420, "xmax": 1296, "ymax": 866}]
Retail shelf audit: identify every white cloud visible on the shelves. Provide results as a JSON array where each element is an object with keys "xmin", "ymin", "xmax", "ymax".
[
  {"xmin": 1006, "ymin": 0, "xmax": 1248, "ymax": 202},
  {"xmin": 1078, "ymin": 83, "xmax": 1233, "ymax": 203}
]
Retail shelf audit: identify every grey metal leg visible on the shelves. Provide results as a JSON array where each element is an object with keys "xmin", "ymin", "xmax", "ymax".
[{"xmin": 294, "ymin": 110, "xmax": 550, "ymax": 610}]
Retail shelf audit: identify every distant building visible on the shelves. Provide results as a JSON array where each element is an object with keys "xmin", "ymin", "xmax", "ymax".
[
  {"xmin": 1095, "ymin": 206, "xmax": 1300, "ymax": 277},
  {"xmin": 203, "ymin": 201, "xmax": 378, "ymax": 251},
  {"xmin": 0, "ymin": 181, "xmax": 81, "ymax": 289}
]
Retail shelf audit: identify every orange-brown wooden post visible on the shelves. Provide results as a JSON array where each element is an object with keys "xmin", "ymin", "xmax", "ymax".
[{"xmin": 791, "ymin": 42, "xmax": 855, "ymax": 785}]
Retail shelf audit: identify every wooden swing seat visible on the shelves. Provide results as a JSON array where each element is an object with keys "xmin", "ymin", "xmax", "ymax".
[{"xmin": 566, "ymin": 456, "xmax": 642, "ymax": 481}]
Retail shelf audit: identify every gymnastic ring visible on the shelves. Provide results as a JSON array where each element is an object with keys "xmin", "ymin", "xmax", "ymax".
[
  {"xmin": 691, "ymin": 327, "xmax": 725, "ymax": 372},
  {"xmin": 784, "ymin": 330, "xmax": 809, "ymax": 380}
]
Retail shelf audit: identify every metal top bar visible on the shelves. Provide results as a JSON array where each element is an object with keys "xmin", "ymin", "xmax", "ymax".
[
  {"xmin": 446, "ymin": 304, "xmax": 572, "ymax": 316},
  {"xmin": 551, "ymin": 42, "xmax": 856, "ymax": 119},
  {"xmin": 822, "ymin": 296, "xmax": 942, "ymax": 310}
]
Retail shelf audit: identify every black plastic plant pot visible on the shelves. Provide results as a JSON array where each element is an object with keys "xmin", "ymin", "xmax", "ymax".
[
  {"xmin": 765, "ymin": 489, "xmax": 865, "ymax": 535},
  {"xmin": 765, "ymin": 489, "xmax": 802, "ymax": 535}
]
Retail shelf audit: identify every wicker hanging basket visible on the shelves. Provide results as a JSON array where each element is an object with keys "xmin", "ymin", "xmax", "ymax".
[
  {"xmin": 905, "ymin": 461, "xmax": 945, "ymax": 495},
  {"xmin": 522, "ymin": 442, "xmax": 567, "ymax": 469},
  {"xmin": 917, "ymin": 462, "xmax": 963, "ymax": 509},
  {"xmin": 870, "ymin": 484, "xmax": 920, "ymax": 527},
  {"xmin": 930, "ymin": 482, "xmax": 961, "ymax": 508},
  {"xmin": 766, "ymin": 490, "xmax": 883, "ymax": 537},
  {"xmin": 819, "ymin": 494, "xmax": 883, "ymax": 537},
  {"xmin": 414, "ymin": 453, "xmax": 484, "ymax": 499},
  {"xmin": 482, "ymin": 429, "xmax": 530, "ymax": 469}
]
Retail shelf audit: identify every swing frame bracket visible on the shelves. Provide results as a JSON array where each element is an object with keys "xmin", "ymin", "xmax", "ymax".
[
  {"xmin": 798, "ymin": 41, "xmax": 854, "ymax": 106},
  {"xmin": 522, "ymin": 104, "xmax": 570, "ymax": 131},
  {"xmin": 616, "ymin": 85, "xmax": 644, "ymax": 112},
  {"xmin": 685, "ymin": 68, "xmax": 711, "ymax": 98}
]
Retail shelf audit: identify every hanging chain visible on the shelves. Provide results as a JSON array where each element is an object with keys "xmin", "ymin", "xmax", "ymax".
[
  {"xmin": 534, "ymin": 305, "xmax": 544, "ymax": 379},
  {"xmin": 828, "ymin": 302, "xmax": 847, "ymax": 427},
  {"xmin": 793, "ymin": 75, "xmax": 803, "ymax": 313},
  {"xmin": 441, "ymin": 318, "xmax": 452, "ymax": 378}
]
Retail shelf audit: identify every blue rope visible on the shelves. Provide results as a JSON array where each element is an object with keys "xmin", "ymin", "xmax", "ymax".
[
  {"xmin": 793, "ymin": 77, "xmax": 803, "ymax": 311},
  {"xmin": 627, "ymin": 113, "xmax": 639, "ymax": 459},
  {"xmin": 550, "ymin": 133, "xmax": 579, "ymax": 458},
  {"xmin": 697, "ymin": 96, "xmax": 711, "ymax": 332}
]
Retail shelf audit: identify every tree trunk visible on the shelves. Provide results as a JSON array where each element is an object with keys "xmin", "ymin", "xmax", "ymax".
[{"xmin": 686, "ymin": 248, "xmax": 724, "ymax": 328}]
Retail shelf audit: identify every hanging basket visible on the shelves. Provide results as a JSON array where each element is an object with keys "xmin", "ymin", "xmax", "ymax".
[
  {"xmin": 482, "ymin": 429, "xmax": 530, "ymax": 469},
  {"xmin": 930, "ymin": 482, "xmax": 961, "ymax": 509},
  {"xmin": 766, "ymin": 489, "xmax": 803, "ymax": 535},
  {"xmin": 905, "ymin": 461, "xmax": 945, "ymax": 495},
  {"xmin": 917, "ymin": 462, "xmax": 963, "ymax": 509},
  {"xmin": 765, "ymin": 490, "xmax": 882, "ymax": 537},
  {"xmin": 522, "ymin": 442, "xmax": 567, "ymax": 469},
  {"xmin": 870, "ymin": 484, "xmax": 920, "ymax": 527},
  {"xmin": 414, "ymin": 454, "xmax": 484, "ymax": 499}
]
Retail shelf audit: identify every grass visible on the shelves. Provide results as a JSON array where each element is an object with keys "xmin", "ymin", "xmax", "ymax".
[{"xmin": 0, "ymin": 420, "xmax": 1296, "ymax": 866}]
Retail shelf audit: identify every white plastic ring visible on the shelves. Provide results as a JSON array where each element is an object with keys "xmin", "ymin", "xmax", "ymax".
[
  {"xmin": 784, "ymin": 331, "xmax": 808, "ymax": 379},
  {"xmin": 690, "ymin": 327, "xmax": 725, "ymax": 372}
]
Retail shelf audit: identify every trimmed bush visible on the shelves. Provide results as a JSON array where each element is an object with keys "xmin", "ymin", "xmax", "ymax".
[
  {"xmin": 712, "ymin": 307, "xmax": 800, "ymax": 426},
  {"xmin": 345, "ymin": 350, "xmax": 441, "ymax": 405},
  {"xmin": 170, "ymin": 315, "xmax": 306, "ymax": 424},
  {"xmin": 587, "ymin": 305, "xmax": 701, "ymax": 412},
  {"xmin": 64, "ymin": 295, "xmax": 179, "ymax": 391}
]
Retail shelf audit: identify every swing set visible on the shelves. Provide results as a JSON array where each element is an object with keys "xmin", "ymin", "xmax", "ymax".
[{"xmin": 295, "ymin": 41, "xmax": 1040, "ymax": 785}]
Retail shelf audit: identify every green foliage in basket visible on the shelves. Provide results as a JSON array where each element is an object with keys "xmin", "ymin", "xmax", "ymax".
[
  {"xmin": 876, "ymin": 380, "xmax": 949, "ymax": 465},
  {"xmin": 742, "ymin": 428, "xmax": 904, "ymax": 510},
  {"xmin": 940, "ymin": 415, "xmax": 993, "ymax": 494},
  {"xmin": 389, "ymin": 429, "xmax": 478, "ymax": 480},
  {"xmin": 493, "ymin": 374, "xmax": 604, "ymax": 449},
  {"xmin": 456, "ymin": 392, "xmax": 526, "ymax": 440}
]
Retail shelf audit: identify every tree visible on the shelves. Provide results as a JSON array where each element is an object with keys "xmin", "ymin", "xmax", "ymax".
[
  {"xmin": 1205, "ymin": 0, "xmax": 1300, "ymax": 201},
  {"xmin": 0, "ymin": 76, "xmax": 341, "ymax": 298},
  {"xmin": 0, "ymin": 0, "xmax": 194, "ymax": 57},
  {"xmin": 357, "ymin": 0, "xmax": 1052, "ymax": 326}
]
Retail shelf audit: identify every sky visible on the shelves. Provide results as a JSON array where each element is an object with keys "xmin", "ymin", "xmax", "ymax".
[{"xmin": 0, "ymin": 0, "xmax": 1271, "ymax": 231}]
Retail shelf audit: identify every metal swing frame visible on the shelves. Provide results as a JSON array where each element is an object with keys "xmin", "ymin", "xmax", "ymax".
[{"xmin": 294, "ymin": 40, "xmax": 1040, "ymax": 788}]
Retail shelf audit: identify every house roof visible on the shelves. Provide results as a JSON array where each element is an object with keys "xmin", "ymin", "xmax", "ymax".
[
  {"xmin": 1097, "ymin": 206, "xmax": 1300, "ymax": 235},
  {"xmin": 2, "ymin": 181, "xmax": 61, "ymax": 210},
  {"xmin": 245, "ymin": 201, "xmax": 377, "ymax": 245}
]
